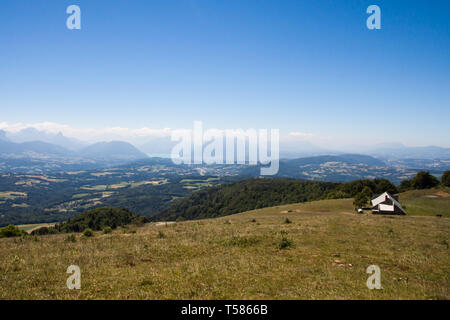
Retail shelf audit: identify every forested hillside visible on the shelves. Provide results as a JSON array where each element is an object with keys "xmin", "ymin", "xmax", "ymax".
[
  {"xmin": 155, "ymin": 178, "xmax": 398, "ymax": 221},
  {"xmin": 155, "ymin": 178, "xmax": 336, "ymax": 221}
]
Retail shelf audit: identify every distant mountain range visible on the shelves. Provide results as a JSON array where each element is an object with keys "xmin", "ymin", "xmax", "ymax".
[
  {"xmin": 0, "ymin": 128, "xmax": 449, "ymax": 178},
  {"xmin": 3, "ymin": 128, "xmax": 86, "ymax": 150},
  {"xmin": 2, "ymin": 128, "xmax": 449, "ymax": 160},
  {"xmin": 0, "ymin": 139, "xmax": 148, "ymax": 162}
]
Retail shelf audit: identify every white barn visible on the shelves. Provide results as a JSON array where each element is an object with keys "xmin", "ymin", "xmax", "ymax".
[{"xmin": 371, "ymin": 192, "xmax": 406, "ymax": 215}]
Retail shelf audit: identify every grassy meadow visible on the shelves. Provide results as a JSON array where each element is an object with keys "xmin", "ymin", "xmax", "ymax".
[
  {"xmin": 399, "ymin": 188, "xmax": 450, "ymax": 217},
  {"xmin": 0, "ymin": 189, "xmax": 448, "ymax": 299}
]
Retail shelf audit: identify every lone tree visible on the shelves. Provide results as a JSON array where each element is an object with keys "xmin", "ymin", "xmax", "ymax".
[
  {"xmin": 441, "ymin": 170, "xmax": 450, "ymax": 187},
  {"xmin": 353, "ymin": 186, "xmax": 372, "ymax": 210}
]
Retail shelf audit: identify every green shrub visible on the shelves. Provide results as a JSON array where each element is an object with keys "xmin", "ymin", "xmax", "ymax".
[
  {"xmin": 277, "ymin": 237, "xmax": 293, "ymax": 250},
  {"xmin": 157, "ymin": 231, "xmax": 165, "ymax": 238},
  {"xmin": 122, "ymin": 229, "xmax": 136, "ymax": 234},
  {"xmin": 284, "ymin": 218, "xmax": 292, "ymax": 224},
  {"xmin": 103, "ymin": 226, "xmax": 112, "ymax": 234},
  {"xmin": 0, "ymin": 225, "xmax": 25, "ymax": 238},
  {"xmin": 83, "ymin": 228, "xmax": 94, "ymax": 237}
]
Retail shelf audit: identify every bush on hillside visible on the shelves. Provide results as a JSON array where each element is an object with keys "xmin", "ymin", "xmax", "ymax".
[
  {"xmin": 83, "ymin": 228, "xmax": 94, "ymax": 237},
  {"xmin": 66, "ymin": 234, "xmax": 77, "ymax": 242},
  {"xmin": 0, "ymin": 225, "xmax": 25, "ymax": 238},
  {"xmin": 277, "ymin": 237, "xmax": 293, "ymax": 250},
  {"xmin": 102, "ymin": 226, "xmax": 112, "ymax": 234}
]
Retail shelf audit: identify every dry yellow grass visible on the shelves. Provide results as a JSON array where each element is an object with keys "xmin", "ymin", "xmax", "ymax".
[{"xmin": 0, "ymin": 199, "xmax": 449, "ymax": 299}]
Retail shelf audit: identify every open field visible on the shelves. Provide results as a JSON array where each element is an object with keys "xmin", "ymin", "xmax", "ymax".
[
  {"xmin": 72, "ymin": 193, "xmax": 90, "ymax": 199},
  {"xmin": 1, "ymin": 196, "xmax": 448, "ymax": 299},
  {"xmin": 17, "ymin": 223, "xmax": 56, "ymax": 234},
  {"xmin": 80, "ymin": 185, "xmax": 108, "ymax": 191},
  {"xmin": 0, "ymin": 191, "xmax": 27, "ymax": 200},
  {"xmin": 399, "ymin": 188, "xmax": 450, "ymax": 217}
]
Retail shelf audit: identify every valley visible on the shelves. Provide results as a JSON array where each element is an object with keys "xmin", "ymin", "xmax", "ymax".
[
  {"xmin": 0, "ymin": 159, "xmax": 244, "ymax": 226},
  {"xmin": 0, "ymin": 153, "xmax": 448, "ymax": 226}
]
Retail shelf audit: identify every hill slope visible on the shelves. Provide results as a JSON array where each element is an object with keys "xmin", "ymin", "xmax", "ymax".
[
  {"xmin": 399, "ymin": 187, "xmax": 450, "ymax": 217},
  {"xmin": 1, "ymin": 197, "xmax": 448, "ymax": 299},
  {"xmin": 155, "ymin": 178, "xmax": 337, "ymax": 221}
]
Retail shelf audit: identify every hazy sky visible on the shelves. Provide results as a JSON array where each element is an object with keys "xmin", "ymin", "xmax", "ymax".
[{"xmin": 1, "ymin": 0, "xmax": 449, "ymax": 148}]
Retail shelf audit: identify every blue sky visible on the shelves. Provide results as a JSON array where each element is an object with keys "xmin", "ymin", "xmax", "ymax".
[{"xmin": 0, "ymin": 0, "xmax": 449, "ymax": 147}]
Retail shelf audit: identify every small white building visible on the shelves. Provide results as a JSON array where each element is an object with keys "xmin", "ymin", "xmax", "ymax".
[{"xmin": 371, "ymin": 192, "xmax": 406, "ymax": 215}]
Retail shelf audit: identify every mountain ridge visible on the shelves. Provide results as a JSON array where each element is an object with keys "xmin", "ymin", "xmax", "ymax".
[{"xmin": 0, "ymin": 139, "xmax": 148, "ymax": 162}]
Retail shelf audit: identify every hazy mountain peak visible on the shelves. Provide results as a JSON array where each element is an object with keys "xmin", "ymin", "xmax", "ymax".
[
  {"xmin": 79, "ymin": 141, "xmax": 148, "ymax": 161},
  {"xmin": 6, "ymin": 128, "xmax": 85, "ymax": 150}
]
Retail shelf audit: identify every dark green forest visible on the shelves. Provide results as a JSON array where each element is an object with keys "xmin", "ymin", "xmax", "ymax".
[{"xmin": 32, "ymin": 207, "xmax": 143, "ymax": 235}]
